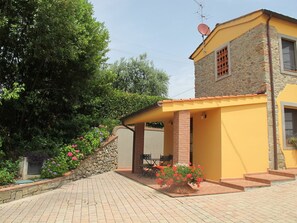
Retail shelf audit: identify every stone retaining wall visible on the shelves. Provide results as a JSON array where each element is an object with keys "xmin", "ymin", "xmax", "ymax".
[
  {"xmin": 0, "ymin": 135, "xmax": 118, "ymax": 204},
  {"xmin": 71, "ymin": 135, "xmax": 118, "ymax": 180}
]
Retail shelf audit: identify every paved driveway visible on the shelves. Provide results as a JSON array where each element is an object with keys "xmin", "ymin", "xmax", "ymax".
[{"xmin": 0, "ymin": 171, "xmax": 297, "ymax": 223}]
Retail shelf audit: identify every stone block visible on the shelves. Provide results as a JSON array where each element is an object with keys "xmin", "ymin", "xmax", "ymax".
[
  {"xmin": 22, "ymin": 185, "xmax": 39, "ymax": 196},
  {"xmin": 41, "ymin": 181, "xmax": 61, "ymax": 191},
  {"xmin": 15, "ymin": 190, "xmax": 23, "ymax": 200},
  {"xmin": 0, "ymin": 191, "xmax": 11, "ymax": 201}
]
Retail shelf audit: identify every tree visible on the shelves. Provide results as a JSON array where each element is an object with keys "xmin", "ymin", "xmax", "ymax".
[
  {"xmin": 0, "ymin": 0, "xmax": 109, "ymax": 157},
  {"xmin": 0, "ymin": 83, "xmax": 24, "ymax": 106},
  {"xmin": 110, "ymin": 54, "xmax": 169, "ymax": 97}
]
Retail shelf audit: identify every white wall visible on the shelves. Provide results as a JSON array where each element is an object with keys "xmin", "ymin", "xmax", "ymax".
[{"xmin": 114, "ymin": 126, "xmax": 164, "ymax": 169}]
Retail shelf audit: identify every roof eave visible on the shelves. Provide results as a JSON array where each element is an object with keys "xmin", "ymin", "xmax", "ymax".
[
  {"xmin": 189, "ymin": 9, "xmax": 297, "ymax": 61},
  {"xmin": 120, "ymin": 101, "xmax": 162, "ymax": 125}
]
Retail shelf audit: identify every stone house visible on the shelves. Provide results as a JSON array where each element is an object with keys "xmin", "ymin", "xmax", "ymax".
[
  {"xmin": 190, "ymin": 9, "xmax": 297, "ymax": 171},
  {"xmin": 121, "ymin": 9, "xmax": 297, "ymax": 181}
]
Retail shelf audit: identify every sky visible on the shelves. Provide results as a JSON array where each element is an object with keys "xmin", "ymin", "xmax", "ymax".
[{"xmin": 89, "ymin": 0, "xmax": 296, "ymax": 99}]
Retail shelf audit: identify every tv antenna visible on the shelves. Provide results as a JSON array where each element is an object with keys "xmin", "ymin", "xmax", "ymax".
[
  {"xmin": 193, "ymin": 0, "xmax": 211, "ymax": 54},
  {"xmin": 193, "ymin": 0, "xmax": 206, "ymax": 23}
]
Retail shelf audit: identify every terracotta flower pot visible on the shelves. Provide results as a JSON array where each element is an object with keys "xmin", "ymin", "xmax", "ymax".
[{"xmin": 167, "ymin": 182, "xmax": 196, "ymax": 194}]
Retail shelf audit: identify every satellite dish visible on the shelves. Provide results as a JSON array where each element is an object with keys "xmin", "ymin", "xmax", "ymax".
[{"xmin": 197, "ymin": 23, "xmax": 211, "ymax": 36}]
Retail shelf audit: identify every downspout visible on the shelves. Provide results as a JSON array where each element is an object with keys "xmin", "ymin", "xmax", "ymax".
[
  {"xmin": 122, "ymin": 122, "xmax": 136, "ymax": 173},
  {"xmin": 266, "ymin": 14, "xmax": 278, "ymax": 170}
]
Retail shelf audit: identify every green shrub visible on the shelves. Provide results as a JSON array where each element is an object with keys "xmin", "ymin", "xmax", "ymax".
[
  {"xmin": 0, "ymin": 159, "xmax": 19, "ymax": 178},
  {"xmin": 72, "ymin": 137, "xmax": 93, "ymax": 156},
  {"xmin": 0, "ymin": 169, "xmax": 14, "ymax": 185},
  {"xmin": 98, "ymin": 90, "xmax": 164, "ymax": 120},
  {"xmin": 0, "ymin": 149, "xmax": 5, "ymax": 159},
  {"xmin": 71, "ymin": 127, "xmax": 109, "ymax": 156},
  {"xmin": 40, "ymin": 156, "xmax": 68, "ymax": 179},
  {"xmin": 84, "ymin": 127, "xmax": 109, "ymax": 148},
  {"xmin": 41, "ymin": 126, "xmax": 111, "ymax": 179},
  {"xmin": 60, "ymin": 145, "xmax": 83, "ymax": 170}
]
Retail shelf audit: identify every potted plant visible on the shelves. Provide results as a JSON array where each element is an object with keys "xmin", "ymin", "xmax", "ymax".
[
  {"xmin": 156, "ymin": 163, "xmax": 203, "ymax": 194},
  {"xmin": 288, "ymin": 136, "xmax": 297, "ymax": 148}
]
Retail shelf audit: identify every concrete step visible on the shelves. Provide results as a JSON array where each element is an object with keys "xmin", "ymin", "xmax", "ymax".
[
  {"xmin": 245, "ymin": 173, "xmax": 295, "ymax": 185},
  {"xmin": 268, "ymin": 169, "xmax": 297, "ymax": 179},
  {"xmin": 220, "ymin": 179, "xmax": 270, "ymax": 191}
]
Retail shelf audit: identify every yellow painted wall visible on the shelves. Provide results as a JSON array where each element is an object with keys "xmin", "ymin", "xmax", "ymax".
[
  {"xmin": 191, "ymin": 11, "xmax": 297, "ymax": 62},
  {"xmin": 163, "ymin": 121, "xmax": 173, "ymax": 155},
  {"xmin": 191, "ymin": 11, "xmax": 265, "ymax": 61},
  {"xmin": 277, "ymin": 84, "xmax": 297, "ymax": 167},
  {"xmin": 270, "ymin": 17, "xmax": 297, "ymax": 37},
  {"xmin": 192, "ymin": 109, "xmax": 222, "ymax": 181},
  {"xmin": 221, "ymin": 104, "xmax": 269, "ymax": 179}
]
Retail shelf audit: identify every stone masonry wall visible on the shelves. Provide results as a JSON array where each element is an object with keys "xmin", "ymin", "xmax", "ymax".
[
  {"xmin": 265, "ymin": 26, "xmax": 297, "ymax": 169},
  {"xmin": 0, "ymin": 136, "xmax": 118, "ymax": 204},
  {"xmin": 195, "ymin": 24, "xmax": 267, "ymax": 97},
  {"xmin": 71, "ymin": 136, "xmax": 118, "ymax": 180}
]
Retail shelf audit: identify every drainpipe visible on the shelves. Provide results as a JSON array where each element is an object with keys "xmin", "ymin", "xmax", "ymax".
[
  {"xmin": 266, "ymin": 14, "xmax": 278, "ymax": 170},
  {"xmin": 122, "ymin": 122, "xmax": 136, "ymax": 173}
]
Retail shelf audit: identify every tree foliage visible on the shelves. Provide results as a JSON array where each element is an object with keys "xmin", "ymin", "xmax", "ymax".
[
  {"xmin": 0, "ymin": 0, "xmax": 109, "ymax": 157},
  {"xmin": 0, "ymin": 1, "xmax": 169, "ymax": 160},
  {"xmin": 72, "ymin": 69, "xmax": 165, "ymax": 132},
  {"xmin": 110, "ymin": 54, "xmax": 169, "ymax": 97},
  {"xmin": 0, "ymin": 83, "xmax": 25, "ymax": 105}
]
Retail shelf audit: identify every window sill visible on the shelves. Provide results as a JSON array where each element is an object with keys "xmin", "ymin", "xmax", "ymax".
[
  {"xmin": 215, "ymin": 74, "xmax": 231, "ymax": 82},
  {"xmin": 284, "ymin": 146, "xmax": 297, "ymax": 150},
  {"xmin": 281, "ymin": 69, "xmax": 297, "ymax": 77}
]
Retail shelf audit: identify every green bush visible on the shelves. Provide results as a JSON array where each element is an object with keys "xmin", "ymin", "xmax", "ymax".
[
  {"xmin": 60, "ymin": 145, "xmax": 83, "ymax": 170},
  {"xmin": 0, "ymin": 149, "xmax": 5, "ymax": 159},
  {"xmin": 40, "ymin": 156, "xmax": 68, "ymax": 179},
  {"xmin": 72, "ymin": 127, "xmax": 109, "ymax": 156},
  {"xmin": 0, "ymin": 159, "xmax": 19, "ymax": 178},
  {"xmin": 85, "ymin": 127, "xmax": 109, "ymax": 148},
  {"xmin": 72, "ymin": 137, "xmax": 93, "ymax": 156},
  {"xmin": 0, "ymin": 169, "xmax": 14, "ymax": 185},
  {"xmin": 41, "ymin": 126, "xmax": 111, "ymax": 179},
  {"xmin": 98, "ymin": 90, "xmax": 164, "ymax": 120}
]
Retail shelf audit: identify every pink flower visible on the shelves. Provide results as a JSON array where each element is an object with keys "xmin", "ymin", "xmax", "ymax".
[
  {"xmin": 79, "ymin": 136, "xmax": 84, "ymax": 140},
  {"xmin": 186, "ymin": 173, "xmax": 192, "ymax": 179},
  {"xmin": 72, "ymin": 156, "xmax": 78, "ymax": 161},
  {"xmin": 71, "ymin": 144, "xmax": 77, "ymax": 148},
  {"xmin": 75, "ymin": 150, "xmax": 80, "ymax": 153},
  {"xmin": 197, "ymin": 177, "xmax": 203, "ymax": 183},
  {"xmin": 67, "ymin": 152, "xmax": 73, "ymax": 157},
  {"xmin": 156, "ymin": 178, "xmax": 163, "ymax": 185}
]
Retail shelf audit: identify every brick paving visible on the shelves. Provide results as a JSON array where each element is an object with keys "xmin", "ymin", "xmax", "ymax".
[{"xmin": 0, "ymin": 171, "xmax": 297, "ymax": 223}]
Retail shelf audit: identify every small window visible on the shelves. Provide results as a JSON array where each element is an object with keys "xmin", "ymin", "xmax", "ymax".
[
  {"xmin": 215, "ymin": 44, "xmax": 230, "ymax": 80},
  {"xmin": 284, "ymin": 108, "xmax": 297, "ymax": 148},
  {"xmin": 281, "ymin": 38, "xmax": 297, "ymax": 73}
]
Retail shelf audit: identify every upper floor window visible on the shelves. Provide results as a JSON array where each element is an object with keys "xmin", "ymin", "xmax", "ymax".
[
  {"xmin": 215, "ymin": 44, "xmax": 231, "ymax": 80},
  {"xmin": 280, "ymin": 37, "xmax": 297, "ymax": 75}
]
